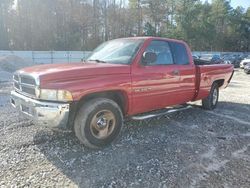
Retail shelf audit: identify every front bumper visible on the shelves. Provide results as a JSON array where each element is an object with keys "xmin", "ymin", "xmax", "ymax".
[
  {"xmin": 244, "ymin": 68, "xmax": 250, "ymax": 74},
  {"xmin": 10, "ymin": 91, "xmax": 70, "ymax": 129},
  {"xmin": 240, "ymin": 64, "xmax": 244, "ymax": 68}
]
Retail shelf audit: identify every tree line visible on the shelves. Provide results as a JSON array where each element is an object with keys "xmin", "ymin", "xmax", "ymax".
[{"xmin": 0, "ymin": 0, "xmax": 249, "ymax": 51}]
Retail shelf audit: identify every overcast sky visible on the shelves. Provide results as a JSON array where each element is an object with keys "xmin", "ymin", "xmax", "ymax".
[
  {"xmin": 230, "ymin": 0, "xmax": 250, "ymax": 8},
  {"xmin": 202, "ymin": 0, "xmax": 250, "ymax": 9},
  {"xmin": 13, "ymin": 0, "xmax": 250, "ymax": 10}
]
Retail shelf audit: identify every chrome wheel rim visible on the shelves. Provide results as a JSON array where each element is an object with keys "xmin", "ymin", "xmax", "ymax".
[
  {"xmin": 212, "ymin": 89, "xmax": 218, "ymax": 105},
  {"xmin": 90, "ymin": 110, "xmax": 116, "ymax": 139}
]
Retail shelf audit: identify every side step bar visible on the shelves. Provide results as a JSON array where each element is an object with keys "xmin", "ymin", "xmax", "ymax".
[{"xmin": 131, "ymin": 105, "xmax": 192, "ymax": 121}]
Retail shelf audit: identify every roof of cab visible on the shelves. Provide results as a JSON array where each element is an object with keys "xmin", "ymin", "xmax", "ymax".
[{"xmin": 116, "ymin": 36, "xmax": 186, "ymax": 44}]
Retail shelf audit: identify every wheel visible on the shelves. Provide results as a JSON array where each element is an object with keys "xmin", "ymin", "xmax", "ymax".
[
  {"xmin": 202, "ymin": 83, "xmax": 219, "ymax": 110},
  {"xmin": 74, "ymin": 98, "xmax": 123, "ymax": 148}
]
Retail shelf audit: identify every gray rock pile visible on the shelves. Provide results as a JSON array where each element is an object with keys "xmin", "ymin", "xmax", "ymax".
[{"xmin": 0, "ymin": 55, "xmax": 33, "ymax": 82}]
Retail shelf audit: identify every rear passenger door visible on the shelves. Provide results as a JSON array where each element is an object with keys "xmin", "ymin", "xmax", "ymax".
[{"xmin": 168, "ymin": 41, "xmax": 196, "ymax": 102}]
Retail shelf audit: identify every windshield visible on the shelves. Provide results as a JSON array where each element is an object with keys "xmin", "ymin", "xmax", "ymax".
[{"xmin": 87, "ymin": 39, "xmax": 144, "ymax": 64}]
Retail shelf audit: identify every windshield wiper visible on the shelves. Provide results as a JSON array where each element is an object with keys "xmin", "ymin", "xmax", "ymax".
[{"xmin": 87, "ymin": 59, "xmax": 107, "ymax": 63}]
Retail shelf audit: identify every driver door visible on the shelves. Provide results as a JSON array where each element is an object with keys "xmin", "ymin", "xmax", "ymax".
[{"xmin": 131, "ymin": 40, "xmax": 184, "ymax": 114}]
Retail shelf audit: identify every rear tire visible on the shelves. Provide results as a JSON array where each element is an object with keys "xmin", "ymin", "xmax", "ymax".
[
  {"xmin": 74, "ymin": 98, "xmax": 123, "ymax": 149},
  {"xmin": 202, "ymin": 83, "xmax": 219, "ymax": 110}
]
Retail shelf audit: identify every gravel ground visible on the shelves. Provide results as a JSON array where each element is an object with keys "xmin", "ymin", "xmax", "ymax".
[{"xmin": 0, "ymin": 69, "xmax": 250, "ymax": 188}]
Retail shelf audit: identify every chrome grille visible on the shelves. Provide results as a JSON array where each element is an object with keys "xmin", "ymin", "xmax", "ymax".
[
  {"xmin": 20, "ymin": 76, "xmax": 36, "ymax": 85},
  {"xmin": 13, "ymin": 74, "xmax": 19, "ymax": 81},
  {"xmin": 13, "ymin": 73, "xmax": 37, "ymax": 98},
  {"xmin": 21, "ymin": 87, "xmax": 36, "ymax": 96},
  {"xmin": 14, "ymin": 82, "xmax": 20, "ymax": 90}
]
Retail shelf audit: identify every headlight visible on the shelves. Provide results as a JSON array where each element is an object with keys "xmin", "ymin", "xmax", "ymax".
[{"xmin": 38, "ymin": 89, "xmax": 73, "ymax": 101}]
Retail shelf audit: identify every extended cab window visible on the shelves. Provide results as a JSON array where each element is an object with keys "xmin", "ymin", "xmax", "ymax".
[
  {"xmin": 145, "ymin": 40, "xmax": 173, "ymax": 65},
  {"xmin": 169, "ymin": 42, "xmax": 189, "ymax": 65}
]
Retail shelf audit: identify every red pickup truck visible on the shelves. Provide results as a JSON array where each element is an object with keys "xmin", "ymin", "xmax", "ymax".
[{"xmin": 11, "ymin": 37, "xmax": 234, "ymax": 148}]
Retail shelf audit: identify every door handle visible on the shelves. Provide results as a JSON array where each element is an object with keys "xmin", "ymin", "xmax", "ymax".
[{"xmin": 172, "ymin": 70, "xmax": 180, "ymax": 76}]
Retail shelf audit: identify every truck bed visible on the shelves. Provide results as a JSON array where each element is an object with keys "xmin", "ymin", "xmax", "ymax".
[
  {"xmin": 194, "ymin": 64, "xmax": 234, "ymax": 101},
  {"xmin": 194, "ymin": 58, "xmax": 211, "ymax": 65}
]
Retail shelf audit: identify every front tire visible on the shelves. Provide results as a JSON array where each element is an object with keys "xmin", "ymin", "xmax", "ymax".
[
  {"xmin": 202, "ymin": 83, "xmax": 219, "ymax": 110},
  {"xmin": 74, "ymin": 98, "xmax": 123, "ymax": 149}
]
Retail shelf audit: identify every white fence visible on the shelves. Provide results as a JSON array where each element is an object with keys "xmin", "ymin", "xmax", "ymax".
[
  {"xmin": 0, "ymin": 51, "xmax": 92, "ymax": 64},
  {"xmin": 0, "ymin": 50, "xmax": 249, "ymax": 65},
  {"xmin": 192, "ymin": 51, "xmax": 250, "ymax": 56}
]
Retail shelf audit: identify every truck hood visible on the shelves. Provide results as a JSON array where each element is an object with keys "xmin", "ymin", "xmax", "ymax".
[{"xmin": 18, "ymin": 62, "xmax": 131, "ymax": 83}]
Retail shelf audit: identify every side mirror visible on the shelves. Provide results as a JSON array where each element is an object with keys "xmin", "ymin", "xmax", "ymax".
[{"xmin": 142, "ymin": 51, "xmax": 157, "ymax": 65}]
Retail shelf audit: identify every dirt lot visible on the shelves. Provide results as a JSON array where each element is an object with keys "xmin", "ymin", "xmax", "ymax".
[{"xmin": 0, "ymin": 69, "xmax": 249, "ymax": 188}]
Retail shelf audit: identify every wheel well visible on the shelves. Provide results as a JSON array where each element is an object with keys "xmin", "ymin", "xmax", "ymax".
[
  {"xmin": 214, "ymin": 79, "xmax": 225, "ymax": 88},
  {"xmin": 67, "ymin": 90, "xmax": 128, "ymax": 131},
  {"xmin": 77, "ymin": 91, "xmax": 128, "ymax": 115}
]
